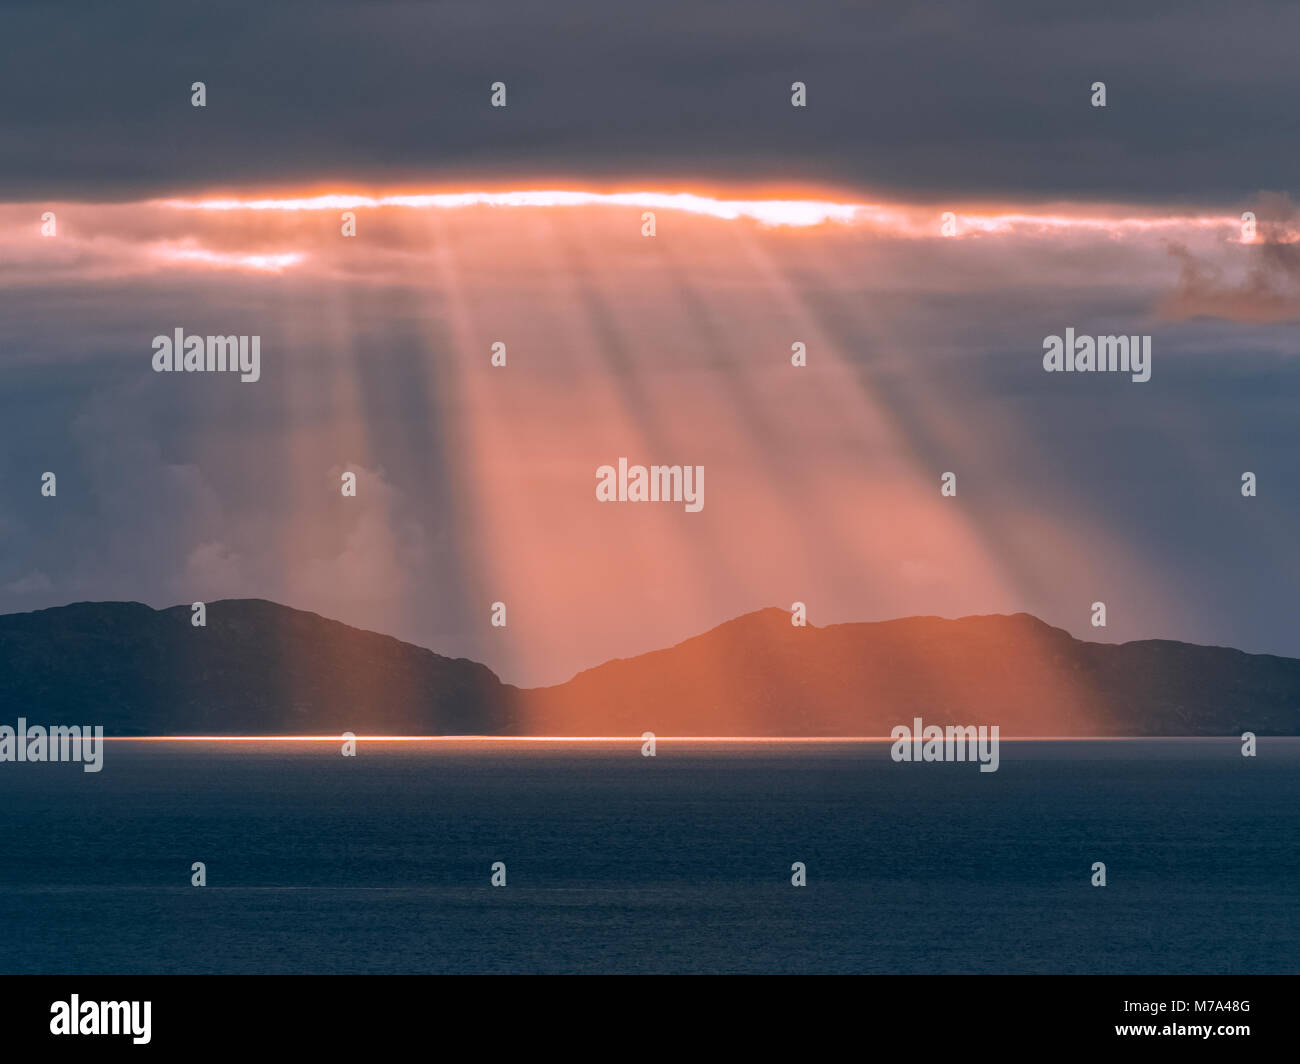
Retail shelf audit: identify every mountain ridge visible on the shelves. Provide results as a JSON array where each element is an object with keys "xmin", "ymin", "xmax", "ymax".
[{"xmin": 1, "ymin": 598, "xmax": 1297, "ymax": 736}]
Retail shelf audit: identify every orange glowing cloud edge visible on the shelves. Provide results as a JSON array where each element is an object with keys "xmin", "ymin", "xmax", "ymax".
[
  {"xmin": 150, "ymin": 182, "xmax": 1245, "ymax": 235},
  {"xmin": 149, "ymin": 244, "xmax": 307, "ymax": 272},
  {"xmin": 7, "ymin": 183, "xmax": 1257, "ymax": 276}
]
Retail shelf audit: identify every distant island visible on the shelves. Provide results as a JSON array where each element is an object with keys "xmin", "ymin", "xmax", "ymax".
[{"xmin": 1, "ymin": 600, "xmax": 1297, "ymax": 736}]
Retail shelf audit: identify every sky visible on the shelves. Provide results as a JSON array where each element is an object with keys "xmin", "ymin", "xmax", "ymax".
[{"xmin": 0, "ymin": 1, "xmax": 1297, "ymax": 686}]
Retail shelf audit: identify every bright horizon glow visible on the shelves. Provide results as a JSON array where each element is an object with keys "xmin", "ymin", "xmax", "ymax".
[
  {"xmin": 154, "ymin": 187, "xmax": 1240, "ymax": 236},
  {"xmin": 101, "ymin": 735, "xmax": 1239, "ymax": 742},
  {"xmin": 159, "ymin": 189, "xmax": 871, "ymax": 228}
]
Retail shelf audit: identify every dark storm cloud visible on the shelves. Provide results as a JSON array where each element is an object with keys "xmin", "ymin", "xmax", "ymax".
[{"xmin": 1, "ymin": 0, "xmax": 1297, "ymax": 202}]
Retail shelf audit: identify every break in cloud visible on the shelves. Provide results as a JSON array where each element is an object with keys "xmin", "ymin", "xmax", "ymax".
[{"xmin": 1, "ymin": 191, "xmax": 1297, "ymax": 685}]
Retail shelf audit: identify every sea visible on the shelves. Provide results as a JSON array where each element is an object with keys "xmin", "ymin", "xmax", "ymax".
[{"xmin": 1, "ymin": 739, "xmax": 1296, "ymax": 974}]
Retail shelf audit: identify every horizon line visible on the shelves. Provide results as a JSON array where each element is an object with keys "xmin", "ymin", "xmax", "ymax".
[{"xmin": 98, "ymin": 735, "xmax": 1260, "ymax": 742}]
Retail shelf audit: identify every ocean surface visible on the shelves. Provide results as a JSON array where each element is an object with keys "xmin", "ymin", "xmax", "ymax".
[{"xmin": 1, "ymin": 739, "xmax": 1296, "ymax": 974}]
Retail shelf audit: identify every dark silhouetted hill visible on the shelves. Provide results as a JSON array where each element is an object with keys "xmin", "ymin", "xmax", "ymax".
[{"xmin": 0, "ymin": 600, "xmax": 515, "ymax": 735}]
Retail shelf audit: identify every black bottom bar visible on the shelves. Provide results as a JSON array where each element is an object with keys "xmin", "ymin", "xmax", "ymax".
[{"xmin": 3, "ymin": 975, "xmax": 1287, "ymax": 1053}]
